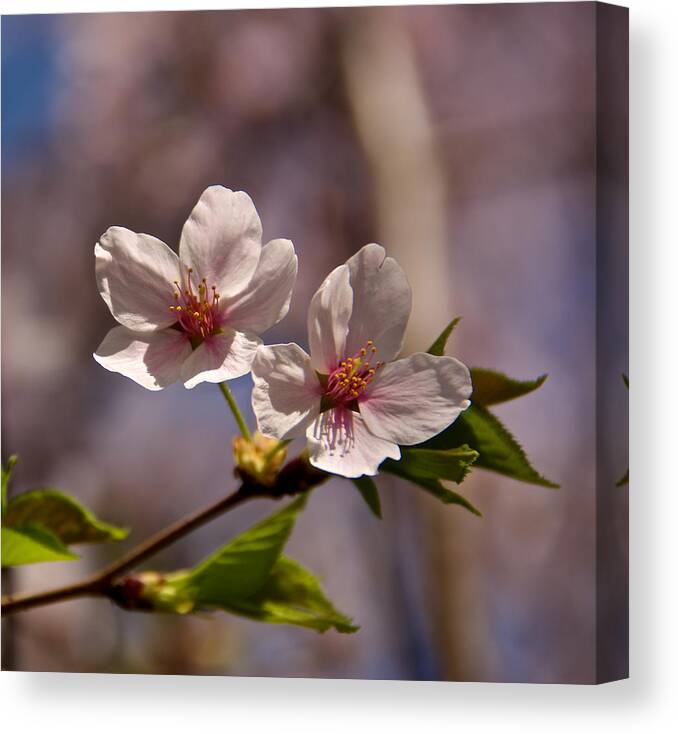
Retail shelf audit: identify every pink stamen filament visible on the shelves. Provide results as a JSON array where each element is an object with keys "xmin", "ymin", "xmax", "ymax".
[{"xmin": 168, "ymin": 268, "xmax": 221, "ymax": 342}]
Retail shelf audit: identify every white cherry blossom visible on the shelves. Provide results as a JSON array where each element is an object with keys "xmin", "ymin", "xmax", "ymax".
[
  {"xmin": 94, "ymin": 186, "xmax": 297, "ymax": 390},
  {"xmin": 251, "ymin": 243, "xmax": 472, "ymax": 477}
]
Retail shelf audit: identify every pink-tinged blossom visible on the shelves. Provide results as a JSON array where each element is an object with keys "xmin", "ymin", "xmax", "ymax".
[
  {"xmin": 251, "ymin": 244, "xmax": 472, "ymax": 478},
  {"xmin": 94, "ymin": 186, "xmax": 297, "ymax": 390}
]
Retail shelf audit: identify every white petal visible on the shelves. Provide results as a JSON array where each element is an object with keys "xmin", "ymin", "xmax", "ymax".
[
  {"xmin": 180, "ymin": 328, "xmax": 261, "ymax": 389},
  {"xmin": 306, "ymin": 407, "xmax": 400, "ymax": 478},
  {"xmin": 93, "ymin": 326, "xmax": 191, "ymax": 390},
  {"xmin": 307, "ymin": 264, "xmax": 353, "ymax": 373},
  {"xmin": 251, "ymin": 343, "xmax": 321, "ymax": 440},
  {"xmin": 360, "ymin": 353, "xmax": 472, "ymax": 445},
  {"xmin": 179, "ymin": 186, "xmax": 262, "ymax": 299},
  {"xmin": 223, "ymin": 239, "xmax": 298, "ymax": 334},
  {"xmin": 95, "ymin": 227, "xmax": 182, "ymax": 332},
  {"xmin": 345, "ymin": 243, "xmax": 411, "ymax": 363}
]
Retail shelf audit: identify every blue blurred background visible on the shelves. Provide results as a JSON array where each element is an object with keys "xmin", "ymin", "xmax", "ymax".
[{"xmin": 1, "ymin": 3, "xmax": 627, "ymax": 682}]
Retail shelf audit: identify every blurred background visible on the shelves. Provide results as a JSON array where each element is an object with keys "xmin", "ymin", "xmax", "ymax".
[{"xmin": 1, "ymin": 3, "xmax": 628, "ymax": 682}]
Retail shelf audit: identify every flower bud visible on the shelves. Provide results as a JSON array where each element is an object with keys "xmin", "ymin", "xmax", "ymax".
[
  {"xmin": 109, "ymin": 571, "xmax": 194, "ymax": 614},
  {"xmin": 233, "ymin": 432, "xmax": 287, "ymax": 486}
]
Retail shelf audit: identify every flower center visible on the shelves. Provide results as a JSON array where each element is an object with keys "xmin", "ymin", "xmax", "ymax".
[
  {"xmin": 169, "ymin": 268, "xmax": 222, "ymax": 344},
  {"xmin": 324, "ymin": 341, "xmax": 383, "ymax": 406}
]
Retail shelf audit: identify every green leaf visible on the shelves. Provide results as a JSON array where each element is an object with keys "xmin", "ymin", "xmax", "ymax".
[
  {"xmin": 623, "ymin": 373, "xmax": 629, "ymax": 388},
  {"xmin": 139, "ymin": 496, "xmax": 358, "ymax": 633},
  {"xmin": 424, "ymin": 339, "xmax": 555, "ymax": 490},
  {"xmin": 385, "ymin": 445, "xmax": 479, "ymax": 484},
  {"xmin": 422, "ymin": 405, "xmax": 559, "ymax": 488},
  {"xmin": 381, "ymin": 449, "xmax": 482, "ymax": 517},
  {"xmin": 350, "ymin": 476, "xmax": 382, "ymax": 518},
  {"xmin": 2, "ymin": 524, "xmax": 79, "ymax": 567},
  {"xmin": 3, "ymin": 489, "xmax": 129, "ymax": 545},
  {"xmin": 1, "ymin": 464, "xmax": 126, "ymax": 566},
  {"xmin": 427, "ymin": 317, "xmax": 461, "ymax": 356},
  {"xmin": 470, "ymin": 368, "xmax": 548, "ymax": 407},
  {"xmin": 404, "ymin": 476, "xmax": 482, "ymax": 517},
  {"xmin": 223, "ymin": 556, "xmax": 359, "ymax": 634},
  {"xmin": 184, "ymin": 495, "xmax": 308, "ymax": 603},
  {"xmin": 2, "ymin": 455, "xmax": 18, "ymax": 513}
]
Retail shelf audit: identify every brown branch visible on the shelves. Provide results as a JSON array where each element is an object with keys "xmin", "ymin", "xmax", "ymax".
[{"xmin": 1, "ymin": 456, "xmax": 329, "ymax": 617}]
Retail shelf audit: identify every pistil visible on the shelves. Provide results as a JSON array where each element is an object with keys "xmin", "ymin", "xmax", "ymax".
[{"xmin": 168, "ymin": 268, "xmax": 222, "ymax": 343}]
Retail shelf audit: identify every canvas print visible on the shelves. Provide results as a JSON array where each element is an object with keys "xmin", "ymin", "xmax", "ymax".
[{"xmin": 1, "ymin": 2, "xmax": 628, "ymax": 683}]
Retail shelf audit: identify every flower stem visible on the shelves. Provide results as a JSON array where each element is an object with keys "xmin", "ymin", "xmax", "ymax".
[{"xmin": 218, "ymin": 382, "xmax": 251, "ymax": 440}]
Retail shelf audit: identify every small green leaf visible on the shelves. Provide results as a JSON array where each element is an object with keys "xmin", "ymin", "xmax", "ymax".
[
  {"xmin": 422, "ymin": 405, "xmax": 559, "ymax": 488},
  {"xmin": 427, "ymin": 317, "xmax": 461, "ymax": 356},
  {"xmin": 183, "ymin": 495, "xmax": 308, "ymax": 603},
  {"xmin": 384, "ymin": 445, "xmax": 479, "ymax": 484},
  {"xmin": 470, "ymin": 368, "xmax": 548, "ymax": 407},
  {"xmin": 381, "ymin": 449, "xmax": 481, "ymax": 517},
  {"xmin": 135, "ymin": 497, "xmax": 358, "ymax": 632},
  {"xmin": 2, "ymin": 524, "xmax": 79, "ymax": 567},
  {"xmin": 223, "ymin": 556, "xmax": 359, "ymax": 634},
  {"xmin": 2, "ymin": 455, "xmax": 18, "ymax": 513},
  {"xmin": 350, "ymin": 476, "xmax": 382, "ymax": 518},
  {"xmin": 405, "ymin": 476, "xmax": 482, "ymax": 517},
  {"xmin": 3, "ymin": 489, "xmax": 129, "ymax": 545},
  {"xmin": 623, "ymin": 373, "xmax": 629, "ymax": 388}
]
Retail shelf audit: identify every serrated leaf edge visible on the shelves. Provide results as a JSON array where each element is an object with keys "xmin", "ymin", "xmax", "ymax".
[{"xmin": 468, "ymin": 405, "xmax": 559, "ymax": 488}]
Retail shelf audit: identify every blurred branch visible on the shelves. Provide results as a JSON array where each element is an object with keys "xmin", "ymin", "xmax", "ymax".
[{"xmin": 1, "ymin": 456, "xmax": 328, "ymax": 616}]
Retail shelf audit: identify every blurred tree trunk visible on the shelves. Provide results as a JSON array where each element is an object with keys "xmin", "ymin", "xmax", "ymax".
[{"xmin": 340, "ymin": 9, "xmax": 486, "ymax": 680}]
